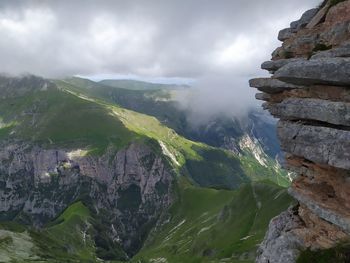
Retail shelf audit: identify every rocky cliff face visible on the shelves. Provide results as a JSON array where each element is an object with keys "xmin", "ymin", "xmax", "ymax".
[
  {"xmin": 250, "ymin": 1, "xmax": 350, "ymax": 262},
  {"xmin": 0, "ymin": 139, "xmax": 173, "ymax": 257}
]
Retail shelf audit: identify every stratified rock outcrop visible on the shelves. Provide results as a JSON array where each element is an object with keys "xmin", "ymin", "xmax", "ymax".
[
  {"xmin": 250, "ymin": 1, "xmax": 350, "ymax": 262},
  {"xmin": 0, "ymin": 140, "xmax": 173, "ymax": 257}
]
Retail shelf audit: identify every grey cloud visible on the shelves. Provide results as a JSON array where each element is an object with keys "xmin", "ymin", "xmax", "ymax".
[
  {"xmin": 0, "ymin": 0, "xmax": 320, "ymax": 77},
  {"xmin": 0, "ymin": 0, "xmax": 320, "ymax": 119}
]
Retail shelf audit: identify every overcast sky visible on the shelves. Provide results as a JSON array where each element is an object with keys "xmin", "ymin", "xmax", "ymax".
[{"xmin": 0, "ymin": 0, "xmax": 320, "ymax": 119}]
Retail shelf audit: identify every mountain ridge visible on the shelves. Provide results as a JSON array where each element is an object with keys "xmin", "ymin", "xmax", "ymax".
[{"xmin": 0, "ymin": 74, "xmax": 291, "ymax": 262}]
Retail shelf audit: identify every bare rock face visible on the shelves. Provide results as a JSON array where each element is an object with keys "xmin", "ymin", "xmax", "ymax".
[
  {"xmin": 250, "ymin": 1, "xmax": 350, "ymax": 262},
  {"xmin": 274, "ymin": 57, "xmax": 350, "ymax": 86},
  {"xmin": 256, "ymin": 206, "xmax": 305, "ymax": 263},
  {"xmin": 0, "ymin": 75, "xmax": 55, "ymax": 98},
  {"xmin": 0, "ymin": 140, "xmax": 173, "ymax": 257}
]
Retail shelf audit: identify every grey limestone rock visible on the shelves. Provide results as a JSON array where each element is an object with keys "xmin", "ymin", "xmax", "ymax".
[
  {"xmin": 290, "ymin": 8, "xmax": 319, "ymax": 33},
  {"xmin": 0, "ymin": 140, "xmax": 174, "ymax": 256},
  {"xmin": 261, "ymin": 58, "xmax": 306, "ymax": 73},
  {"xmin": 249, "ymin": 78, "xmax": 302, "ymax": 94},
  {"xmin": 274, "ymin": 57, "xmax": 350, "ymax": 86},
  {"xmin": 256, "ymin": 206, "xmax": 304, "ymax": 263},
  {"xmin": 278, "ymin": 28, "xmax": 294, "ymax": 41},
  {"xmin": 277, "ymin": 121, "xmax": 350, "ymax": 170},
  {"xmin": 311, "ymin": 44, "xmax": 350, "ymax": 59},
  {"xmin": 267, "ymin": 98, "xmax": 350, "ymax": 126}
]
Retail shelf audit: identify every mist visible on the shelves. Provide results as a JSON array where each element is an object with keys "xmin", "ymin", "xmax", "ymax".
[{"xmin": 174, "ymin": 74, "xmax": 257, "ymax": 125}]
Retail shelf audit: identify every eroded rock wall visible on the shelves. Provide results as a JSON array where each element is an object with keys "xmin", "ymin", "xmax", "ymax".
[
  {"xmin": 250, "ymin": 1, "xmax": 350, "ymax": 262},
  {"xmin": 0, "ymin": 140, "xmax": 173, "ymax": 257}
]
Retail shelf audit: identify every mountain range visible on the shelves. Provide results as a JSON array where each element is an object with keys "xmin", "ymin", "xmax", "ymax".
[{"xmin": 0, "ymin": 74, "xmax": 292, "ymax": 262}]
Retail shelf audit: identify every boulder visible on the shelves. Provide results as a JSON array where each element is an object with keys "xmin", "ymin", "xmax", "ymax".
[
  {"xmin": 277, "ymin": 121, "xmax": 350, "ymax": 170},
  {"xmin": 249, "ymin": 78, "xmax": 302, "ymax": 94},
  {"xmin": 325, "ymin": 0, "xmax": 350, "ymax": 26},
  {"xmin": 320, "ymin": 21, "xmax": 350, "ymax": 46},
  {"xmin": 290, "ymin": 8, "xmax": 319, "ymax": 33},
  {"xmin": 274, "ymin": 57, "xmax": 350, "ymax": 86},
  {"xmin": 311, "ymin": 43, "xmax": 350, "ymax": 59},
  {"xmin": 255, "ymin": 93, "xmax": 271, "ymax": 101},
  {"xmin": 256, "ymin": 206, "xmax": 304, "ymax": 263},
  {"xmin": 306, "ymin": 4, "xmax": 330, "ymax": 29},
  {"xmin": 261, "ymin": 58, "xmax": 306, "ymax": 72},
  {"xmin": 278, "ymin": 28, "xmax": 294, "ymax": 41},
  {"xmin": 289, "ymin": 187, "xmax": 350, "ymax": 234},
  {"xmin": 267, "ymin": 98, "xmax": 350, "ymax": 126}
]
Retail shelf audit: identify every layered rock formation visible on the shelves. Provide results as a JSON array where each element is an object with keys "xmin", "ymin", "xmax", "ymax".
[
  {"xmin": 0, "ymin": 140, "xmax": 173, "ymax": 257},
  {"xmin": 250, "ymin": 1, "xmax": 350, "ymax": 262}
]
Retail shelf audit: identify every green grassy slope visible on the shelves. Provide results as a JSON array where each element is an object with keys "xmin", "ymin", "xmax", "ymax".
[
  {"xmin": 133, "ymin": 181, "xmax": 293, "ymax": 263},
  {"xmin": 0, "ymin": 201, "xmax": 127, "ymax": 262},
  {"xmin": 57, "ymin": 78, "xmax": 289, "ymax": 188},
  {"xmin": 0, "ymin": 87, "xmax": 139, "ymax": 155}
]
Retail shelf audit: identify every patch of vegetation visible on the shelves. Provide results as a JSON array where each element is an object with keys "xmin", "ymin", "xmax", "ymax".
[
  {"xmin": 117, "ymin": 184, "xmax": 142, "ymax": 212},
  {"xmin": 184, "ymin": 146, "xmax": 248, "ymax": 189},
  {"xmin": 318, "ymin": 0, "xmax": 346, "ymax": 10},
  {"xmin": 0, "ymin": 201, "xmax": 129, "ymax": 262},
  {"xmin": 240, "ymin": 154, "xmax": 290, "ymax": 187},
  {"xmin": 0, "ymin": 87, "xmax": 139, "ymax": 154},
  {"xmin": 34, "ymin": 201, "xmax": 96, "ymax": 261},
  {"xmin": 308, "ymin": 43, "xmax": 333, "ymax": 59},
  {"xmin": 282, "ymin": 50, "xmax": 294, "ymax": 59},
  {"xmin": 329, "ymin": 0, "xmax": 347, "ymax": 7},
  {"xmin": 91, "ymin": 209, "xmax": 128, "ymax": 261},
  {"xmin": 313, "ymin": 43, "xmax": 332, "ymax": 52},
  {"xmin": 133, "ymin": 182, "xmax": 293, "ymax": 263},
  {"xmin": 297, "ymin": 243, "xmax": 350, "ymax": 263}
]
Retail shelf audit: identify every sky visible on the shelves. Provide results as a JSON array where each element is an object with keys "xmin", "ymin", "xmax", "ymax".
[{"xmin": 0, "ymin": 0, "xmax": 320, "ymax": 119}]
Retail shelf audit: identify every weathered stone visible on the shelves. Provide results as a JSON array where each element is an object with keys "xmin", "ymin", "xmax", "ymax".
[
  {"xmin": 320, "ymin": 21, "xmax": 350, "ymax": 46},
  {"xmin": 283, "ymin": 34, "xmax": 318, "ymax": 58},
  {"xmin": 290, "ymin": 8, "xmax": 319, "ymax": 33},
  {"xmin": 268, "ymin": 84, "xmax": 350, "ymax": 104},
  {"xmin": 306, "ymin": 4, "xmax": 330, "ymax": 29},
  {"xmin": 311, "ymin": 44, "xmax": 350, "ymax": 59},
  {"xmin": 0, "ymin": 75, "xmax": 55, "ymax": 99},
  {"xmin": 256, "ymin": 206, "xmax": 304, "ymax": 263},
  {"xmin": 255, "ymin": 93, "xmax": 271, "ymax": 101},
  {"xmin": 278, "ymin": 28, "xmax": 294, "ymax": 41},
  {"xmin": 267, "ymin": 98, "xmax": 350, "ymax": 126},
  {"xmin": 271, "ymin": 47, "xmax": 284, "ymax": 59},
  {"xmin": 289, "ymin": 186, "xmax": 350, "ymax": 234},
  {"xmin": 274, "ymin": 57, "xmax": 350, "ymax": 86},
  {"xmin": 297, "ymin": 204, "xmax": 349, "ymax": 249},
  {"xmin": 277, "ymin": 121, "xmax": 350, "ymax": 170},
  {"xmin": 249, "ymin": 78, "xmax": 302, "ymax": 94},
  {"xmin": 325, "ymin": 0, "xmax": 350, "ymax": 26},
  {"xmin": 0, "ymin": 141, "xmax": 173, "ymax": 256},
  {"xmin": 261, "ymin": 58, "xmax": 306, "ymax": 72}
]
